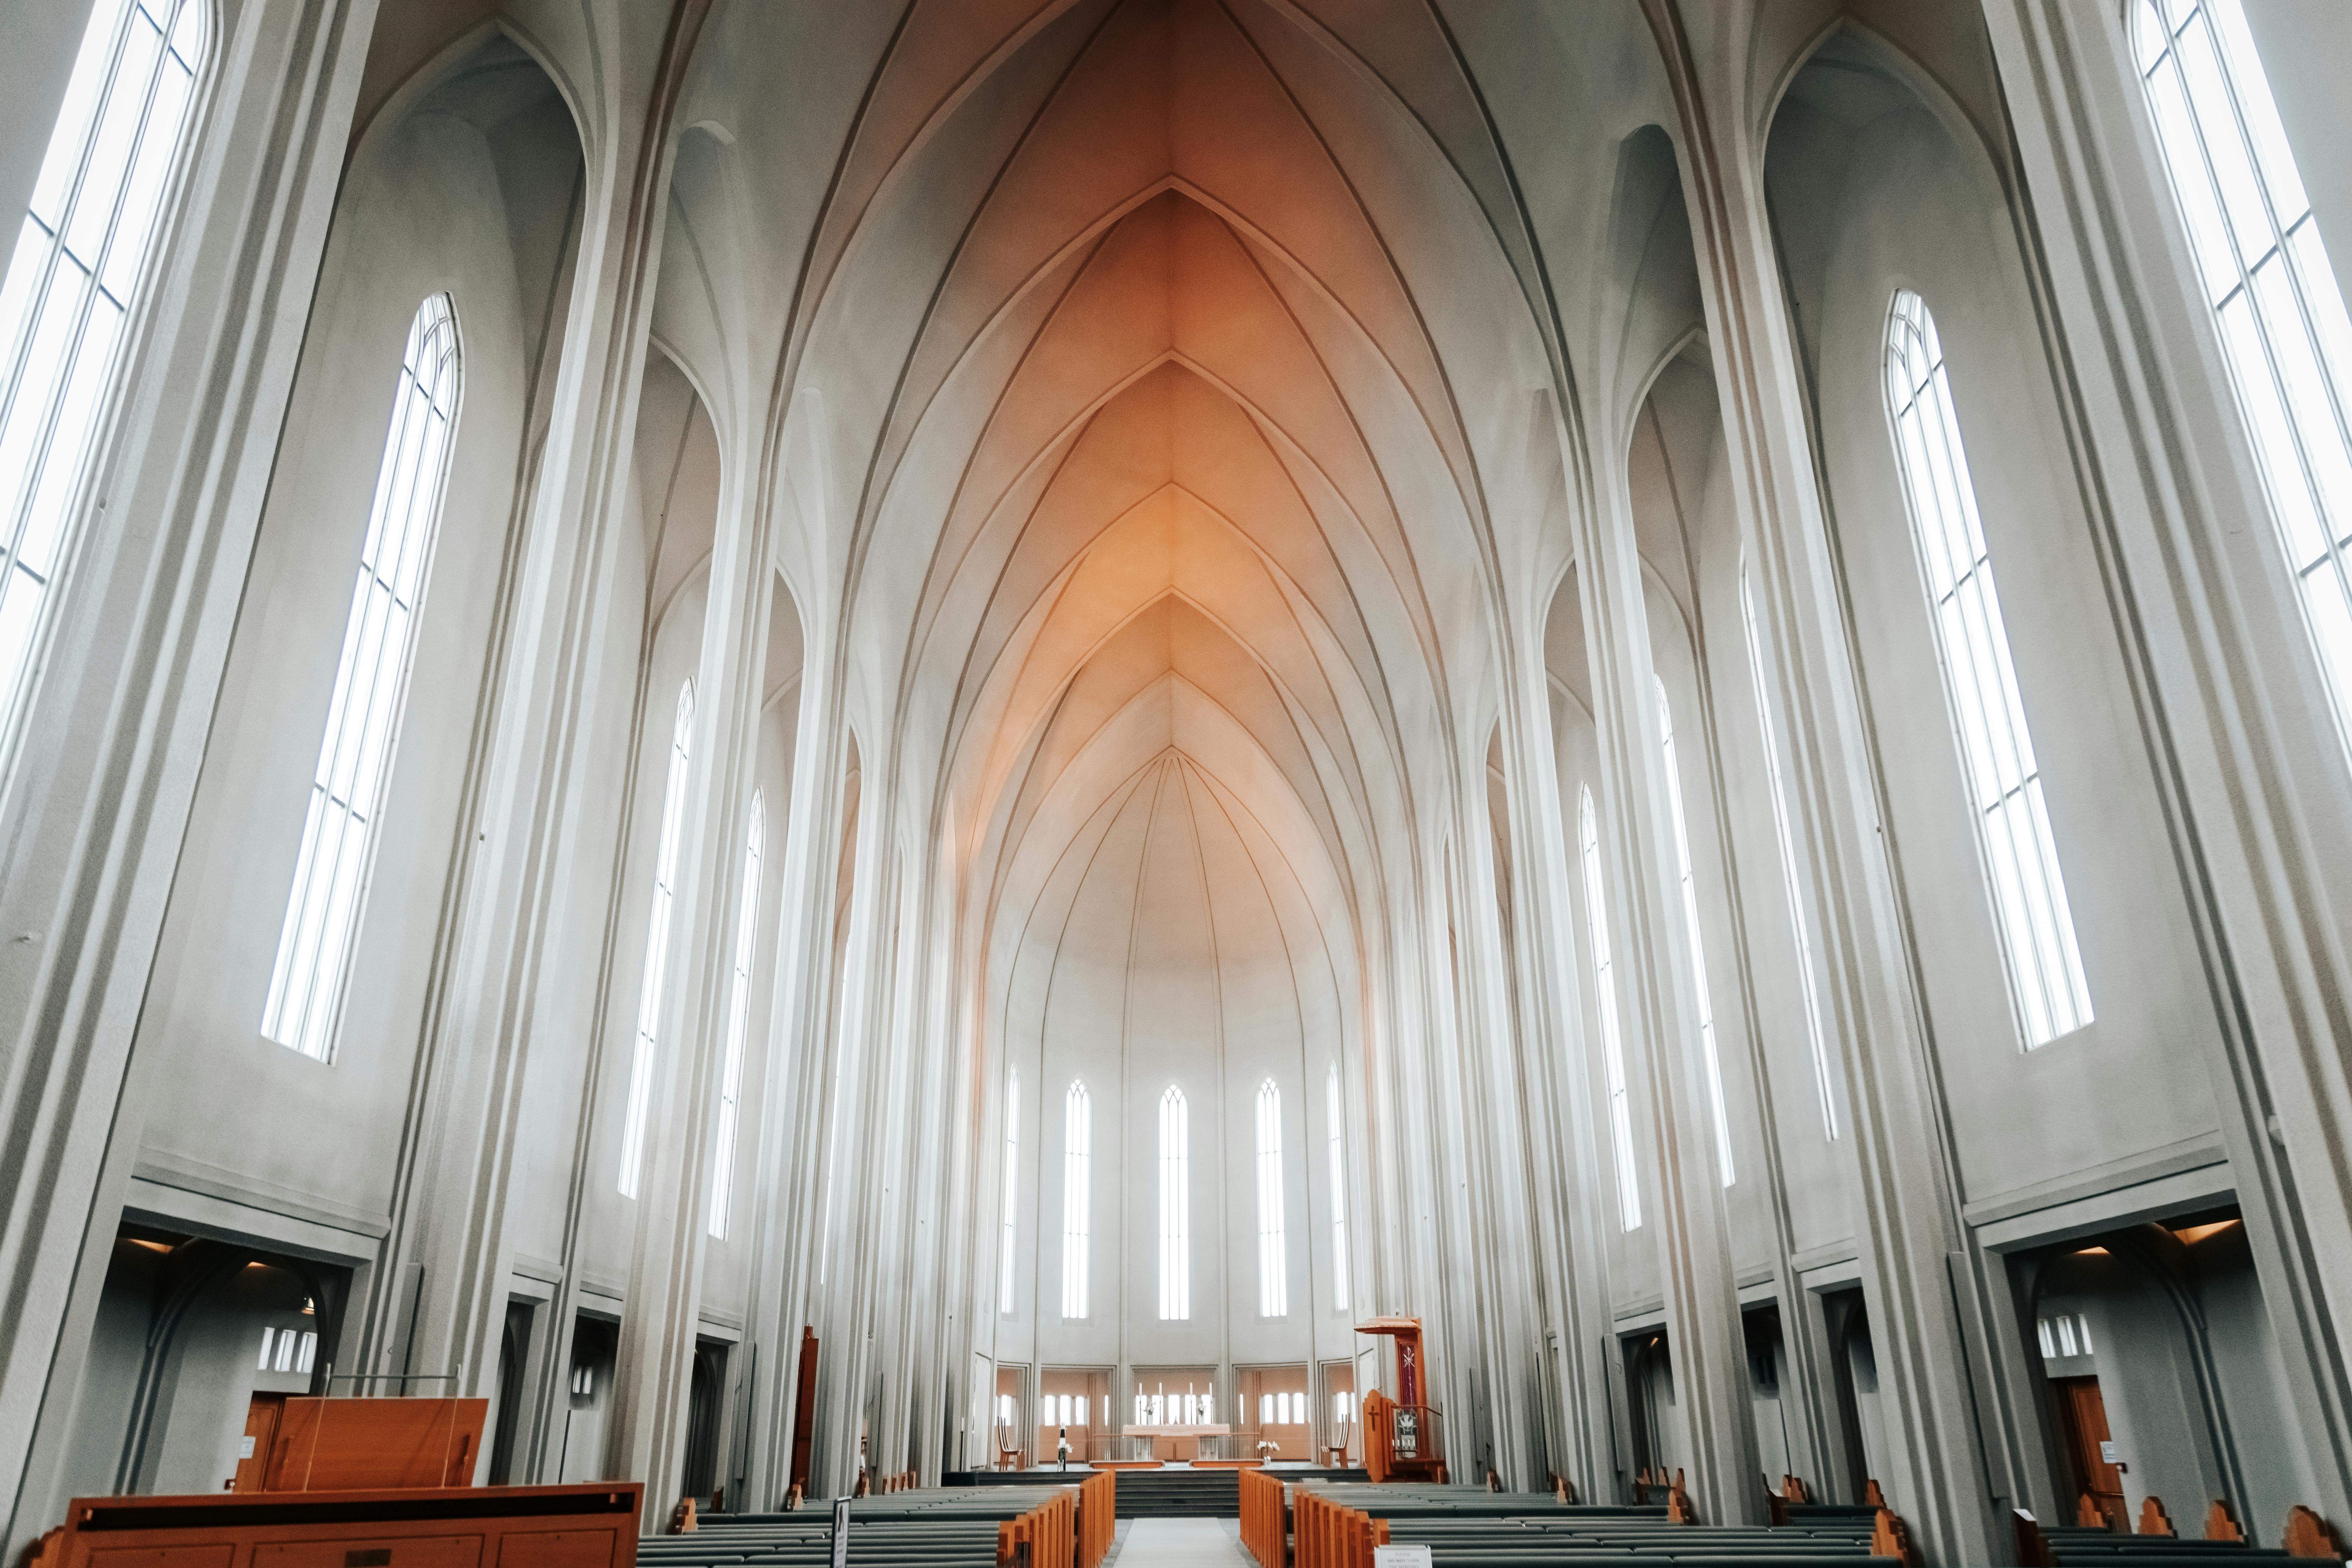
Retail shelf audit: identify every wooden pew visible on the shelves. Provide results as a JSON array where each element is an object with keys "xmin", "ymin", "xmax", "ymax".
[
  {"xmin": 1666, "ymin": 1468, "xmax": 1697, "ymax": 1524},
  {"xmin": 1875, "ymin": 1505, "xmax": 1924, "ymax": 1568},
  {"xmin": 1075, "ymin": 1468, "xmax": 1116, "ymax": 1568},
  {"xmin": 995, "ymin": 1486, "xmax": 1076, "ymax": 1568},
  {"xmin": 1238, "ymin": 1468, "xmax": 1284, "ymax": 1568},
  {"xmin": 2285, "ymin": 1505, "xmax": 2343, "ymax": 1561}
]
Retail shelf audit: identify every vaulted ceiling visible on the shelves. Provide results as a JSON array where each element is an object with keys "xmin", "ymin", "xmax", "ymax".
[
  {"xmin": 357, "ymin": 0, "xmax": 1992, "ymax": 1061},
  {"xmin": 698, "ymin": 0, "xmax": 1629, "ymax": 1010}
]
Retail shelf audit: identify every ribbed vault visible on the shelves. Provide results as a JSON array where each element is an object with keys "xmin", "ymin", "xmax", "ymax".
[{"xmin": 771, "ymin": 0, "xmax": 1562, "ymax": 1152}]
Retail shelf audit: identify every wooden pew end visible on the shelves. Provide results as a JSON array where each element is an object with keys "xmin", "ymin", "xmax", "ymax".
[{"xmin": 2284, "ymin": 1504, "xmax": 2343, "ymax": 1561}]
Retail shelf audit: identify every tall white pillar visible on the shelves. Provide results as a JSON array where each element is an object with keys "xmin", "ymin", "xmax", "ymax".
[
  {"xmin": 0, "ymin": 2, "xmax": 381, "ymax": 1553},
  {"xmin": 1567, "ymin": 419, "xmax": 1763, "ymax": 1525},
  {"xmin": 1644, "ymin": 1, "xmax": 2002, "ymax": 1553},
  {"xmin": 1976, "ymin": 0, "xmax": 2352, "ymax": 1519}
]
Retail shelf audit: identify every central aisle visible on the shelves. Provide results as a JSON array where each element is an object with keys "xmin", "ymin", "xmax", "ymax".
[{"xmin": 1111, "ymin": 1516, "xmax": 1257, "ymax": 1566}]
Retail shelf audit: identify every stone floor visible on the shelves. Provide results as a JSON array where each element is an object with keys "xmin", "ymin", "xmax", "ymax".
[{"xmin": 1102, "ymin": 1516, "xmax": 1256, "ymax": 1566}]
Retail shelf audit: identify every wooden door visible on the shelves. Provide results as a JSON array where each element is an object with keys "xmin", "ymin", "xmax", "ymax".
[
  {"xmin": 2053, "ymin": 1376, "xmax": 2127, "ymax": 1526},
  {"xmin": 232, "ymin": 1394, "xmax": 286, "ymax": 1493}
]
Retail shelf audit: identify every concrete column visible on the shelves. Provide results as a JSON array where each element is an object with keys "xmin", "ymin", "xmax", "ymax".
[
  {"xmin": 343, "ymin": 0, "xmax": 716, "ymax": 1497},
  {"xmin": 1976, "ymin": 0, "xmax": 2352, "ymax": 1517},
  {"xmin": 1567, "ymin": 413, "xmax": 1763, "ymax": 1524},
  {"xmin": 806, "ymin": 768, "xmax": 894, "ymax": 1499},
  {"xmin": 1444, "ymin": 723, "xmax": 1565, "ymax": 1490},
  {"xmin": 0, "ymin": 2, "xmax": 380, "ymax": 1553},
  {"xmin": 735, "ymin": 587, "xmax": 849, "ymax": 1507},
  {"xmin": 605, "ymin": 415, "xmax": 775, "ymax": 1509},
  {"xmin": 1640, "ymin": 1, "xmax": 2000, "ymax": 1554},
  {"xmin": 1494, "ymin": 599, "xmax": 1624, "ymax": 1500}
]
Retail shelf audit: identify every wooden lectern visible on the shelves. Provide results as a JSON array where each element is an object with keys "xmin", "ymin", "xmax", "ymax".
[{"xmin": 1357, "ymin": 1317, "xmax": 1445, "ymax": 1483}]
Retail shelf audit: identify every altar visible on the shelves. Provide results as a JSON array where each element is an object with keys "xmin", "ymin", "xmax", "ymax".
[{"xmin": 1119, "ymin": 1422, "xmax": 1232, "ymax": 1463}]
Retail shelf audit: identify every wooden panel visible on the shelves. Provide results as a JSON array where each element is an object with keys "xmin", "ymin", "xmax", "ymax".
[
  {"xmin": 39, "ymin": 1484, "xmax": 639, "ymax": 1568},
  {"xmin": 251, "ymin": 1537, "xmax": 481, "ymax": 1567},
  {"xmin": 490, "ymin": 1530, "xmax": 620, "ymax": 1567},
  {"xmin": 266, "ymin": 1401, "xmax": 489, "ymax": 1492},
  {"xmin": 234, "ymin": 1397, "xmax": 287, "ymax": 1495}
]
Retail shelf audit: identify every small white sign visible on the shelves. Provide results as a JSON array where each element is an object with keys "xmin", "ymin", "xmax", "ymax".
[
  {"xmin": 1374, "ymin": 1548, "xmax": 1433, "ymax": 1568},
  {"xmin": 239, "ymin": 1436, "xmax": 255, "ymax": 1460},
  {"xmin": 2099, "ymin": 1441, "xmax": 2120, "ymax": 1465}
]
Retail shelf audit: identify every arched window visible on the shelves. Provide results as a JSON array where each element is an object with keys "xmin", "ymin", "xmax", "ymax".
[
  {"xmin": 1325, "ymin": 1063, "xmax": 1350, "ymax": 1312},
  {"xmin": 1060, "ymin": 1080, "xmax": 1090, "ymax": 1320},
  {"xmin": 1157, "ymin": 1085, "xmax": 1189, "ymax": 1321},
  {"xmin": 2132, "ymin": 0, "xmax": 2352, "ymax": 756},
  {"xmin": 618, "ymin": 680, "xmax": 693, "ymax": 1196},
  {"xmin": 1655, "ymin": 678, "xmax": 1735, "ymax": 1186},
  {"xmin": 0, "ymin": 0, "xmax": 210, "ymax": 776},
  {"xmin": 1578, "ymin": 786, "xmax": 1642, "ymax": 1231},
  {"xmin": 261, "ymin": 295, "xmax": 459, "ymax": 1060},
  {"xmin": 1254, "ymin": 1078, "xmax": 1287, "ymax": 1318},
  {"xmin": 1740, "ymin": 566, "xmax": 1839, "ymax": 1139},
  {"xmin": 1884, "ymin": 290, "xmax": 2094, "ymax": 1047},
  {"xmin": 707, "ymin": 790, "xmax": 763, "ymax": 1239},
  {"xmin": 998, "ymin": 1064, "xmax": 1020, "ymax": 1314}
]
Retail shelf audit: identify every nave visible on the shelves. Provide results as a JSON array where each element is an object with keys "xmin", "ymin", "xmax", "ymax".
[{"xmin": 4, "ymin": 2, "xmax": 2352, "ymax": 1566}]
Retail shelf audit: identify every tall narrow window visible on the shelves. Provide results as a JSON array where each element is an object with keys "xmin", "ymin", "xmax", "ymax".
[
  {"xmin": 1060, "ymin": 1080, "xmax": 1090, "ymax": 1319},
  {"xmin": 998, "ymin": 1065, "xmax": 1020, "ymax": 1314},
  {"xmin": 618, "ymin": 681, "xmax": 694, "ymax": 1197},
  {"xmin": 1254, "ymin": 1078, "xmax": 1287, "ymax": 1318},
  {"xmin": 1157, "ymin": 1086, "xmax": 1189, "ymax": 1320},
  {"xmin": 1325, "ymin": 1064, "xmax": 1350, "ymax": 1312},
  {"xmin": 2133, "ymin": 1, "xmax": 2352, "ymax": 756},
  {"xmin": 707, "ymin": 791, "xmax": 763, "ymax": 1239},
  {"xmin": 1578, "ymin": 787, "xmax": 1642, "ymax": 1231},
  {"xmin": 1656, "ymin": 679, "xmax": 1736, "ymax": 1187},
  {"xmin": 0, "ymin": 0, "xmax": 210, "ymax": 772},
  {"xmin": 1885, "ymin": 290, "xmax": 2094, "ymax": 1046},
  {"xmin": 1740, "ymin": 568, "xmax": 1839, "ymax": 1139},
  {"xmin": 261, "ymin": 295, "xmax": 460, "ymax": 1061}
]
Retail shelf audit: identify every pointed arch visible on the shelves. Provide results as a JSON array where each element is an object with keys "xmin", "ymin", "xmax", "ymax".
[{"xmin": 261, "ymin": 293, "xmax": 462, "ymax": 1062}]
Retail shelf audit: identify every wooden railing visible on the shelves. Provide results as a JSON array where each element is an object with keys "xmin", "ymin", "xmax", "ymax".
[
  {"xmin": 1077, "ymin": 1469, "xmax": 1116, "ymax": 1568},
  {"xmin": 997, "ymin": 1488, "xmax": 1075, "ymax": 1568},
  {"xmin": 1239, "ymin": 1467, "xmax": 1286, "ymax": 1568},
  {"xmin": 1293, "ymin": 1486, "xmax": 1390, "ymax": 1568}
]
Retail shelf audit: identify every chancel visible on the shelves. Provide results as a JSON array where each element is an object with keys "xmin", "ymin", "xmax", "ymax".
[{"xmin": 4, "ymin": 1, "xmax": 2352, "ymax": 1564}]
